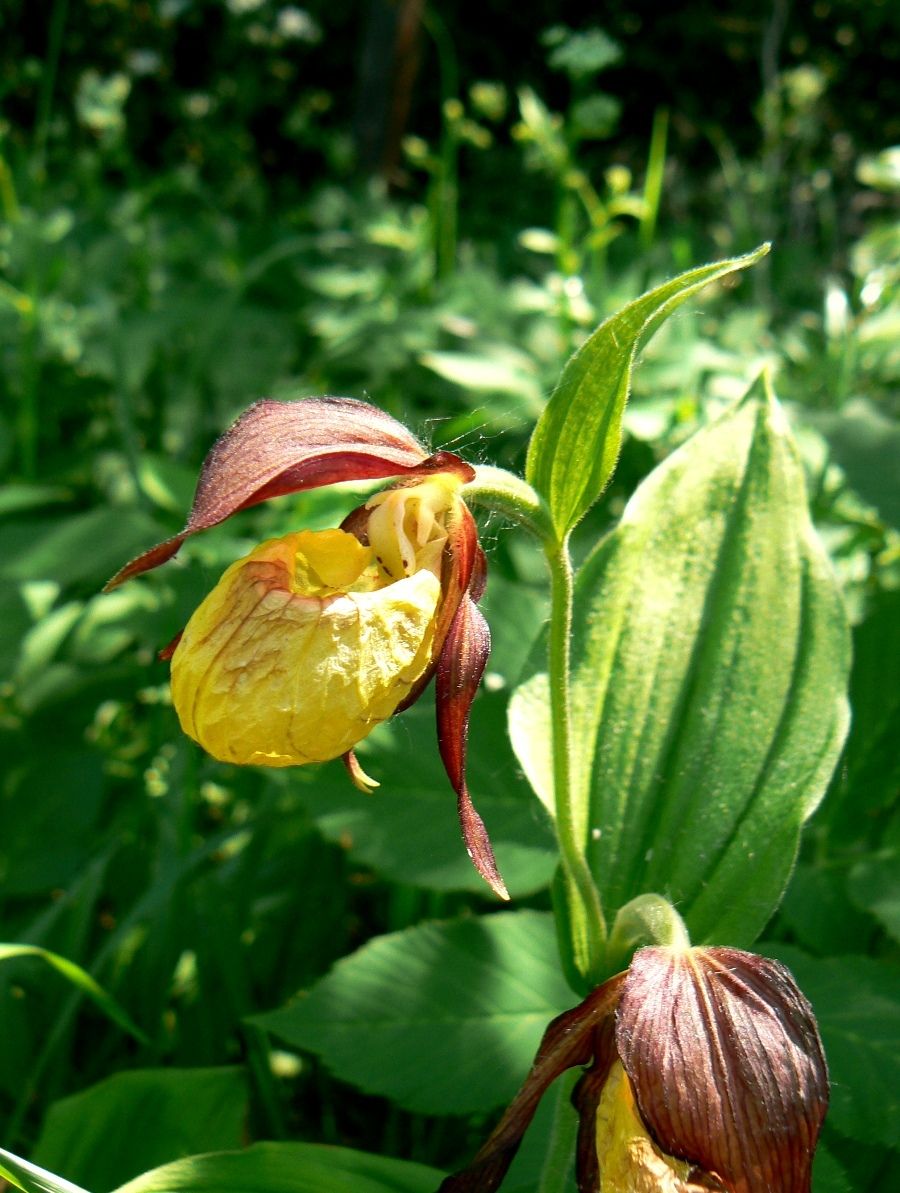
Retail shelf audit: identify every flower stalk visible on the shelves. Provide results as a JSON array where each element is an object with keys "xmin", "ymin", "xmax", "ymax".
[
  {"xmin": 546, "ymin": 537, "xmax": 606, "ymax": 988},
  {"xmin": 463, "ymin": 465, "xmax": 556, "ymax": 542},
  {"xmin": 464, "ymin": 466, "xmax": 607, "ymax": 985}
]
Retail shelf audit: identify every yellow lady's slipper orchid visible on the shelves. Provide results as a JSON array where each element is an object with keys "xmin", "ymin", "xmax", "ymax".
[{"xmin": 106, "ymin": 397, "xmax": 505, "ymax": 897}]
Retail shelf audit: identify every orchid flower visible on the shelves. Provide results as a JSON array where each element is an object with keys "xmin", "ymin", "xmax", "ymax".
[
  {"xmin": 105, "ymin": 397, "xmax": 507, "ymax": 898},
  {"xmin": 441, "ymin": 945, "xmax": 828, "ymax": 1193}
]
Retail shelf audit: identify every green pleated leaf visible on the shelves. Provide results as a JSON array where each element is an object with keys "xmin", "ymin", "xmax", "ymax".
[
  {"xmin": 525, "ymin": 244, "xmax": 769, "ymax": 539},
  {"xmin": 0, "ymin": 944, "xmax": 146, "ymax": 1043},
  {"xmin": 31, "ymin": 1068, "xmax": 247, "ymax": 1193},
  {"xmin": 111, "ymin": 1143, "xmax": 443, "ymax": 1193},
  {"xmin": 513, "ymin": 379, "xmax": 851, "ymax": 945},
  {"xmin": 0, "ymin": 1148, "xmax": 89, "ymax": 1193},
  {"xmin": 252, "ymin": 910, "xmax": 572, "ymax": 1115}
]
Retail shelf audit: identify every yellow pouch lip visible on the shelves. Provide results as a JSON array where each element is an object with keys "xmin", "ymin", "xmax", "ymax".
[{"xmin": 170, "ymin": 531, "xmax": 443, "ymax": 768}]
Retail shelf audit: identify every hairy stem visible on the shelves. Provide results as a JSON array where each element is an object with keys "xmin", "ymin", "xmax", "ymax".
[{"xmin": 546, "ymin": 539, "xmax": 606, "ymax": 985}]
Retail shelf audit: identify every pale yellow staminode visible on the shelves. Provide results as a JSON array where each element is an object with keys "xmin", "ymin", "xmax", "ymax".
[
  {"xmin": 595, "ymin": 1063, "xmax": 704, "ymax": 1192},
  {"xmin": 171, "ymin": 477, "xmax": 462, "ymax": 768},
  {"xmin": 365, "ymin": 473, "xmax": 460, "ymax": 581}
]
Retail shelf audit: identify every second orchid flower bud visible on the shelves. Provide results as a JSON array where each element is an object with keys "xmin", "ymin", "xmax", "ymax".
[{"xmin": 441, "ymin": 943, "xmax": 828, "ymax": 1193}]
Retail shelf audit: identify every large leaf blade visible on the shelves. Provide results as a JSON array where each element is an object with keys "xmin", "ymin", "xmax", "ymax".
[
  {"xmin": 252, "ymin": 910, "xmax": 572, "ymax": 1115},
  {"xmin": 525, "ymin": 244, "xmax": 769, "ymax": 538},
  {"xmin": 582, "ymin": 382, "xmax": 849, "ymax": 941},
  {"xmin": 513, "ymin": 380, "xmax": 851, "ymax": 945}
]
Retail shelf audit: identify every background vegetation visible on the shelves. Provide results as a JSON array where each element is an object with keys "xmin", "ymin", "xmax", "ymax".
[{"xmin": 1, "ymin": 2, "xmax": 898, "ymax": 1190}]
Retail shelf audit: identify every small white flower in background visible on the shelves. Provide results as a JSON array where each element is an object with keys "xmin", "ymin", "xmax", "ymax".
[{"xmin": 277, "ymin": 6, "xmax": 321, "ymax": 41}]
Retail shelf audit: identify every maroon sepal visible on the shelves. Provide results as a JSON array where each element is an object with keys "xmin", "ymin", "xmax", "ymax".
[
  {"xmin": 104, "ymin": 397, "xmax": 474, "ymax": 590},
  {"xmin": 158, "ymin": 630, "xmax": 183, "ymax": 661},
  {"xmin": 434, "ymin": 530, "xmax": 506, "ymax": 899},
  {"xmin": 439, "ymin": 974, "xmax": 625, "ymax": 1193},
  {"xmin": 616, "ymin": 947, "xmax": 829, "ymax": 1193}
]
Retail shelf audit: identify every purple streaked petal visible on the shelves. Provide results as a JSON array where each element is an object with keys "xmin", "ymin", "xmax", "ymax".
[
  {"xmin": 105, "ymin": 397, "xmax": 472, "ymax": 589},
  {"xmin": 617, "ymin": 946, "xmax": 829, "ymax": 1193}
]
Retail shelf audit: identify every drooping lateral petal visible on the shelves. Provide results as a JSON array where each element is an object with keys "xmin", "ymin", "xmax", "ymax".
[
  {"xmin": 105, "ymin": 397, "xmax": 473, "ymax": 589},
  {"xmin": 435, "ymin": 544, "xmax": 505, "ymax": 898},
  {"xmin": 439, "ymin": 974, "xmax": 625, "ymax": 1193},
  {"xmin": 616, "ymin": 947, "xmax": 829, "ymax": 1193}
]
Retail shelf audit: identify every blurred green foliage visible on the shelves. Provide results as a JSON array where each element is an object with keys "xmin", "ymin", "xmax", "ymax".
[{"xmin": 1, "ymin": 2, "xmax": 898, "ymax": 1191}]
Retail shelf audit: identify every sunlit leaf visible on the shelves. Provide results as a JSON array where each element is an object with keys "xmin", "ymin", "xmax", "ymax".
[
  {"xmin": 252, "ymin": 911, "xmax": 572, "ymax": 1115},
  {"xmin": 419, "ymin": 350, "xmax": 543, "ymax": 412},
  {"xmin": 112, "ymin": 1143, "xmax": 443, "ymax": 1193},
  {"xmin": 513, "ymin": 379, "xmax": 851, "ymax": 945},
  {"xmin": 0, "ymin": 485, "xmax": 71, "ymax": 516},
  {"xmin": 525, "ymin": 245, "xmax": 769, "ymax": 538},
  {"xmin": 0, "ymin": 1147, "xmax": 89, "ymax": 1193},
  {"xmin": 0, "ymin": 508, "xmax": 166, "ymax": 589}
]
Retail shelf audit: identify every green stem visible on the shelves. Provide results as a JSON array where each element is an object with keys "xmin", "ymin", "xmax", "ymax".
[
  {"xmin": 535, "ymin": 1070, "xmax": 579, "ymax": 1193},
  {"xmin": 463, "ymin": 465, "xmax": 555, "ymax": 542},
  {"xmin": 0, "ymin": 152, "xmax": 21, "ymax": 223},
  {"xmin": 546, "ymin": 538, "xmax": 606, "ymax": 985},
  {"xmin": 33, "ymin": 0, "xmax": 71, "ymax": 179},
  {"xmin": 605, "ymin": 894, "xmax": 690, "ymax": 977},
  {"xmin": 639, "ymin": 106, "xmax": 668, "ymax": 250}
]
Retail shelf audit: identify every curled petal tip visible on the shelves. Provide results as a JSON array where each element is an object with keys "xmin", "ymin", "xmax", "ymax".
[
  {"xmin": 424, "ymin": 450, "xmax": 477, "ymax": 484},
  {"xmin": 158, "ymin": 630, "xmax": 183, "ymax": 661},
  {"xmin": 343, "ymin": 749, "xmax": 380, "ymax": 793},
  {"xmin": 459, "ymin": 788, "xmax": 509, "ymax": 900},
  {"xmin": 436, "ymin": 586, "xmax": 501, "ymax": 894}
]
